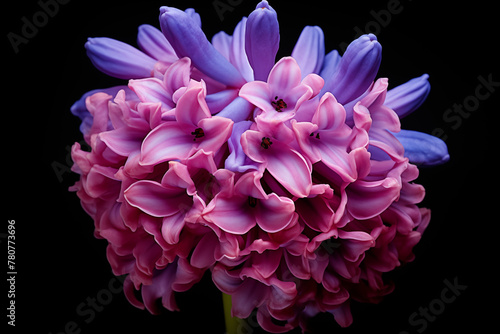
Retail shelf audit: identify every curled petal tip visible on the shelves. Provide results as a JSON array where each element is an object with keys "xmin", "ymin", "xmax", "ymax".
[
  {"xmin": 159, "ymin": 6, "xmax": 245, "ymax": 87},
  {"xmin": 85, "ymin": 37, "xmax": 157, "ymax": 80},
  {"xmin": 386, "ymin": 74, "xmax": 431, "ymax": 118},
  {"xmin": 322, "ymin": 34, "xmax": 382, "ymax": 104},
  {"xmin": 256, "ymin": 0, "xmax": 272, "ymax": 9},
  {"xmin": 393, "ymin": 130, "xmax": 450, "ymax": 166},
  {"xmin": 245, "ymin": 0, "xmax": 280, "ymax": 81}
]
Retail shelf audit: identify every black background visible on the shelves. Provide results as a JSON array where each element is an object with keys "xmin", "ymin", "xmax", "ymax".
[{"xmin": 3, "ymin": 0, "xmax": 499, "ymax": 333}]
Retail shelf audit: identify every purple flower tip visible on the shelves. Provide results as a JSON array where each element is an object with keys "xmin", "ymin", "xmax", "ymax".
[
  {"xmin": 85, "ymin": 37, "xmax": 157, "ymax": 80},
  {"xmin": 321, "ymin": 34, "xmax": 382, "ymax": 104}
]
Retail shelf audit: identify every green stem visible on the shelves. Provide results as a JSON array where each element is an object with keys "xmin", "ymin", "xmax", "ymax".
[{"xmin": 222, "ymin": 293, "xmax": 245, "ymax": 334}]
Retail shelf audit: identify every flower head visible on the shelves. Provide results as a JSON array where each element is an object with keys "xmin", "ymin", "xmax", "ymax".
[{"xmin": 70, "ymin": 2, "xmax": 449, "ymax": 333}]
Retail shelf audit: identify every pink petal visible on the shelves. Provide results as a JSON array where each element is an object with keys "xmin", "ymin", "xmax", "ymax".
[
  {"xmin": 302, "ymin": 73, "xmax": 324, "ymax": 97},
  {"xmin": 239, "ymin": 80, "xmax": 272, "ymax": 111},
  {"xmin": 141, "ymin": 263, "xmax": 179, "ymax": 313},
  {"xmin": 312, "ymin": 93, "xmax": 347, "ymax": 130},
  {"xmin": 256, "ymin": 194, "xmax": 296, "ymax": 233},
  {"xmin": 251, "ymin": 250, "xmax": 283, "ymax": 278},
  {"xmin": 161, "ymin": 213, "xmax": 185, "ymax": 244},
  {"xmin": 292, "ymin": 121, "xmax": 321, "ymax": 162},
  {"xmin": 231, "ymin": 279, "xmax": 268, "ymax": 318},
  {"xmin": 212, "ymin": 265, "xmax": 242, "ymax": 294},
  {"xmin": 84, "ymin": 165, "xmax": 120, "ymax": 199},
  {"xmin": 128, "ymin": 77, "xmax": 172, "ymax": 108},
  {"xmin": 197, "ymin": 116, "xmax": 234, "ymax": 154},
  {"xmin": 315, "ymin": 138, "xmax": 356, "ymax": 182},
  {"xmin": 337, "ymin": 230, "xmax": 375, "ymax": 262},
  {"xmin": 346, "ymin": 177, "xmax": 401, "ymax": 220},
  {"xmin": 140, "ymin": 122, "xmax": 194, "ymax": 166},
  {"xmin": 163, "ymin": 57, "xmax": 191, "ymax": 97},
  {"xmin": 284, "ymin": 251, "xmax": 311, "ymax": 280},
  {"xmin": 329, "ymin": 302, "xmax": 353, "ymax": 328},
  {"xmin": 124, "ymin": 180, "xmax": 190, "ymax": 217},
  {"xmin": 242, "ymin": 130, "xmax": 312, "ymax": 198},
  {"xmin": 190, "ymin": 232, "xmax": 217, "ymax": 268},
  {"xmin": 360, "ymin": 78, "xmax": 401, "ymax": 132},
  {"xmin": 86, "ymin": 92, "xmax": 113, "ymax": 136},
  {"xmin": 283, "ymin": 84, "xmax": 313, "ymax": 112},
  {"xmin": 234, "ymin": 171, "xmax": 267, "ymax": 199},
  {"xmin": 99, "ymin": 127, "xmax": 145, "ymax": 156},
  {"xmin": 204, "ymin": 195, "xmax": 256, "ymax": 234},
  {"xmin": 295, "ymin": 195, "xmax": 334, "ymax": 232},
  {"xmin": 160, "ymin": 161, "xmax": 195, "ymax": 194},
  {"xmin": 175, "ymin": 81, "xmax": 211, "ymax": 127},
  {"xmin": 268, "ymin": 57, "xmax": 302, "ymax": 93}
]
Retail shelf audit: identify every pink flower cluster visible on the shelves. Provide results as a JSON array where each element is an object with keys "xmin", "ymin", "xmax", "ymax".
[{"xmin": 70, "ymin": 3, "xmax": 440, "ymax": 333}]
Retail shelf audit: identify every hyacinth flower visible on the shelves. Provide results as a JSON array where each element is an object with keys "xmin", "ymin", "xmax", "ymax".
[{"xmin": 70, "ymin": 1, "xmax": 449, "ymax": 333}]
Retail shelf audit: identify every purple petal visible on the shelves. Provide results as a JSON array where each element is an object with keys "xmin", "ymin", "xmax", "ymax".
[
  {"xmin": 291, "ymin": 26, "xmax": 325, "ymax": 78},
  {"xmin": 85, "ymin": 37, "xmax": 157, "ymax": 80},
  {"xmin": 321, "ymin": 34, "xmax": 382, "ymax": 104},
  {"xmin": 137, "ymin": 24, "xmax": 177, "ymax": 63},
  {"xmin": 216, "ymin": 96, "xmax": 255, "ymax": 122},
  {"xmin": 229, "ymin": 18, "xmax": 254, "ymax": 82},
  {"xmin": 159, "ymin": 6, "xmax": 246, "ymax": 87},
  {"xmin": 392, "ymin": 130, "xmax": 450, "ymax": 166},
  {"xmin": 225, "ymin": 121, "xmax": 260, "ymax": 173},
  {"xmin": 184, "ymin": 8, "xmax": 201, "ymax": 27},
  {"xmin": 385, "ymin": 74, "xmax": 431, "ymax": 118},
  {"xmin": 245, "ymin": 1, "xmax": 280, "ymax": 81},
  {"xmin": 212, "ymin": 30, "xmax": 231, "ymax": 60},
  {"xmin": 319, "ymin": 50, "xmax": 341, "ymax": 79},
  {"xmin": 206, "ymin": 89, "xmax": 239, "ymax": 115}
]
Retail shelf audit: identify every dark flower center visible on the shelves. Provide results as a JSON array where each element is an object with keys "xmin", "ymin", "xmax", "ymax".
[
  {"xmin": 191, "ymin": 128, "xmax": 205, "ymax": 141},
  {"xmin": 271, "ymin": 96, "xmax": 287, "ymax": 112},
  {"xmin": 310, "ymin": 132, "xmax": 321, "ymax": 139},
  {"xmin": 248, "ymin": 196, "xmax": 258, "ymax": 208},
  {"xmin": 261, "ymin": 137, "xmax": 273, "ymax": 149},
  {"xmin": 318, "ymin": 237, "xmax": 342, "ymax": 258}
]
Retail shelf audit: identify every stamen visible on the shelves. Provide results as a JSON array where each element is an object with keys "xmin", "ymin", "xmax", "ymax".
[
  {"xmin": 310, "ymin": 132, "xmax": 321, "ymax": 139},
  {"xmin": 261, "ymin": 137, "xmax": 273, "ymax": 149},
  {"xmin": 191, "ymin": 128, "xmax": 205, "ymax": 141},
  {"xmin": 271, "ymin": 96, "xmax": 287, "ymax": 112},
  {"xmin": 248, "ymin": 197, "xmax": 257, "ymax": 208}
]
